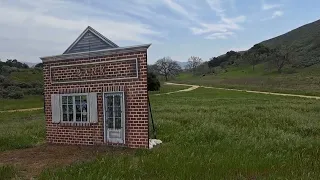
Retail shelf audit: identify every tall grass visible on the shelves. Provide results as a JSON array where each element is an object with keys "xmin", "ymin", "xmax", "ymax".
[
  {"xmin": 175, "ymin": 64, "xmax": 320, "ymax": 96},
  {"xmin": 0, "ymin": 110, "xmax": 45, "ymax": 151},
  {"xmin": 0, "ymin": 95, "xmax": 43, "ymax": 111},
  {"xmin": 0, "ymin": 165, "xmax": 18, "ymax": 180},
  {"xmin": 39, "ymin": 88, "xmax": 320, "ymax": 179}
]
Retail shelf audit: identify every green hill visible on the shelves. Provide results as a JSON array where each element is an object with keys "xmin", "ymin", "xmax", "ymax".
[
  {"xmin": 174, "ymin": 19, "xmax": 320, "ymax": 96},
  {"xmin": 0, "ymin": 60, "xmax": 43, "ymax": 99},
  {"xmin": 261, "ymin": 19, "xmax": 320, "ymax": 67}
]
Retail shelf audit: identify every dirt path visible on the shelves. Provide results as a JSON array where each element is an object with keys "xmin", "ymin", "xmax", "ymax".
[
  {"xmin": 0, "ymin": 107, "xmax": 43, "ymax": 113},
  {"xmin": 166, "ymin": 82, "xmax": 320, "ymax": 100},
  {"xmin": 155, "ymin": 83, "xmax": 199, "ymax": 95},
  {"xmin": 0, "ymin": 144, "xmax": 134, "ymax": 179}
]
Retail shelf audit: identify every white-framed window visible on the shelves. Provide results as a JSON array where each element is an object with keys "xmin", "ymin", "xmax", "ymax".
[{"xmin": 61, "ymin": 94, "xmax": 88, "ymax": 123}]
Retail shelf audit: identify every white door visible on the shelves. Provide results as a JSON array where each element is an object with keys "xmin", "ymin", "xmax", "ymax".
[{"xmin": 104, "ymin": 92, "xmax": 125, "ymax": 144}]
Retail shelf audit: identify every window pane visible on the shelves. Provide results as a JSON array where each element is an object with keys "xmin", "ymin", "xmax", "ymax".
[
  {"xmin": 69, "ymin": 114, "xmax": 73, "ymax": 122},
  {"xmin": 62, "ymin": 105, "xmax": 67, "ymax": 114},
  {"xmin": 115, "ymin": 117, "xmax": 121, "ymax": 129},
  {"xmin": 76, "ymin": 104, "xmax": 81, "ymax": 113},
  {"xmin": 107, "ymin": 96, "xmax": 113, "ymax": 107},
  {"xmin": 63, "ymin": 114, "xmax": 68, "ymax": 121},
  {"xmin": 68, "ymin": 105, "xmax": 73, "ymax": 114},
  {"xmin": 62, "ymin": 96, "xmax": 67, "ymax": 104},
  {"xmin": 82, "ymin": 114, "xmax": 87, "ymax": 122},
  {"xmin": 68, "ymin": 96, "xmax": 73, "ymax": 104},
  {"xmin": 81, "ymin": 97, "xmax": 87, "ymax": 112},
  {"xmin": 114, "ymin": 95, "xmax": 121, "ymax": 106},
  {"xmin": 76, "ymin": 113, "xmax": 81, "ymax": 121},
  {"xmin": 75, "ymin": 96, "xmax": 80, "ymax": 104},
  {"xmin": 108, "ymin": 118, "xmax": 113, "ymax": 128}
]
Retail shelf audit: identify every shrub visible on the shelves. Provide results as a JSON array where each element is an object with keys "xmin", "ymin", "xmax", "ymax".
[
  {"xmin": 148, "ymin": 72, "xmax": 160, "ymax": 91},
  {"xmin": 0, "ymin": 88, "xmax": 7, "ymax": 98},
  {"xmin": 6, "ymin": 86, "xmax": 22, "ymax": 92},
  {"xmin": 0, "ymin": 75, "xmax": 5, "ymax": 83},
  {"xmin": 24, "ymin": 87, "xmax": 43, "ymax": 95},
  {"xmin": 8, "ymin": 91, "xmax": 24, "ymax": 99},
  {"xmin": 17, "ymin": 82, "xmax": 33, "ymax": 88}
]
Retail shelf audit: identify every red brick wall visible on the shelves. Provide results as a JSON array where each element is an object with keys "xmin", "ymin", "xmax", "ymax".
[{"xmin": 43, "ymin": 51, "xmax": 149, "ymax": 148}]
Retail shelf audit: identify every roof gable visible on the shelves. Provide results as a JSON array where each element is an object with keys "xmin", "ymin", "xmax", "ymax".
[{"xmin": 63, "ymin": 26, "xmax": 119, "ymax": 54}]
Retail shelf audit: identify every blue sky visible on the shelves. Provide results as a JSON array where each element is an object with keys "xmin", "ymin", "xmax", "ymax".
[{"xmin": 0, "ymin": 0, "xmax": 319, "ymax": 64}]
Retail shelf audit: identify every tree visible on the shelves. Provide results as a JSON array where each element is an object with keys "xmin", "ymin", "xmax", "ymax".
[
  {"xmin": 247, "ymin": 44, "xmax": 270, "ymax": 71},
  {"xmin": 208, "ymin": 57, "xmax": 220, "ymax": 68},
  {"xmin": 186, "ymin": 56, "xmax": 202, "ymax": 75},
  {"xmin": 270, "ymin": 48, "xmax": 290, "ymax": 73},
  {"xmin": 154, "ymin": 57, "xmax": 182, "ymax": 81},
  {"xmin": 147, "ymin": 72, "xmax": 160, "ymax": 91},
  {"xmin": 35, "ymin": 63, "xmax": 43, "ymax": 68}
]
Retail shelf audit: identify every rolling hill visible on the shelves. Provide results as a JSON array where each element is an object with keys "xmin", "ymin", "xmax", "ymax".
[{"xmin": 261, "ymin": 19, "xmax": 320, "ymax": 67}]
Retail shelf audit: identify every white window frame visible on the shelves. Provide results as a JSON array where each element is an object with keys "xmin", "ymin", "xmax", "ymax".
[{"xmin": 60, "ymin": 93, "xmax": 89, "ymax": 123}]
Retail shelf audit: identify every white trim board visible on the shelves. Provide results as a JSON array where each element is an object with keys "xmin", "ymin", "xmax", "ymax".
[{"xmin": 50, "ymin": 58, "xmax": 139, "ymax": 84}]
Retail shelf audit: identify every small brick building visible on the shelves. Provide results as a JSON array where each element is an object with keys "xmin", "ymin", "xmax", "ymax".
[{"xmin": 40, "ymin": 26, "xmax": 150, "ymax": 148}]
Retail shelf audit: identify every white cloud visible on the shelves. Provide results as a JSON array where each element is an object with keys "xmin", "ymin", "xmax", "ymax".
[
  {"xmin": 200, "ymin": 0, "xmax": 246, "ymax": 40},
  {"xmin": 262, "ymin": 10, "xmax": 284, "ymax": 21},
  {"xmin": 206, "ymin": 0, "xmax": 225, "ymax": 16},
  {"xmin": 206, "ymin": 32, "xmax": 235, "ymax": 39},
  {"xmin": 272, "ymin": 11, "xmax": 284, "ymax": 18},
  {"xmin": 0, "ymin": 0, "xmax": 164, "ymax": 62},
  {"xmin": 262, "ymin": 3, "xmax": 283, "ymax": 10}
]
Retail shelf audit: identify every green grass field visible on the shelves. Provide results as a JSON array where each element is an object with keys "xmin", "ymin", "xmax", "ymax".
[
  {"xmin": 174, "ymin": 64, "xmax": 320, "ymax": 96},
  {"xmin": 1, "ymin": 85, "xmax": 320, "ymax": 179},
  {"xmin": 0, "ymin": 95, "xmax": 43, "ymax": 111},
  {"xmin": 0, "ymin": 110, "xmax": 45, "ymax": 151},
  {"xmin": 148, "ymin": 83, "xmax": 189, "ymax": 95},
  {"xmin": 39, "ymin": 88, "xmax": 320, "ymax": 179}
]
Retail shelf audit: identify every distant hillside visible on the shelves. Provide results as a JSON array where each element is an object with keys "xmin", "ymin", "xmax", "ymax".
[
  {"xmin": 177, "ymin": 61, "xmax": 188, "ymax": 69},
  {"xmin": 261, "ymin": 19, "xmax": 320, "ymax": 67},
  {"xmin": 205, "ymin": 18, "xmax": 320, "ymax": 73}
]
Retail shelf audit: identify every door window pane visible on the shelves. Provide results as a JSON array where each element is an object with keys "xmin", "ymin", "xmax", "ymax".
[
  {"xmin": 115, "ymin": 117, "xmax": 121, "ymax": 129},
  {"xmin": 107, "ymin": 96, "xmax": 113, "ymax": 107},
  {"xmin": 108, "ymin": 118, "xmax": 114, "ymax": 128},
  {"xmin": 114, "ymin": 95, "xmax": 121, "ymax": 106},
  {"xmin": 115, "ymin": 111, "xmax": 121, "ymax": 118},
  {"xmin": 107, "ymin": 110, "xmax": 113, "ymax": 119}
]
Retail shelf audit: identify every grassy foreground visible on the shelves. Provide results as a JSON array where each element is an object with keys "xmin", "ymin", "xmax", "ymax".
[
  {"xmin": 39, "ymin": 88, "xmax": 320, "ymax": 179},
  {"xmin": 148, "ymin": 83, "xmax": 189, "ymax": 95},
  {"xmin": 0, "ymin": 95, "xmax": 43, "ymax": 111},
  {"xmin": 0, "ymin": 110, "xmax": 45, "ymax": 151},
  {"xmin": 174, "ymin": 64, "xmax": 320, "ymax": 96}
]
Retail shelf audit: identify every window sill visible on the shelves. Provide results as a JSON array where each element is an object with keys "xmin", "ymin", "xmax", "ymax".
[{"xmin": 60, "ymin": 122, "xmax": 93, "ymax": 127}]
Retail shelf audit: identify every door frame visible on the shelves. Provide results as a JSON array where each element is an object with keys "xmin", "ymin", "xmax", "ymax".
[{"xmin": 103, "ymin": 91, "xmax": 126, "ymax": 144}]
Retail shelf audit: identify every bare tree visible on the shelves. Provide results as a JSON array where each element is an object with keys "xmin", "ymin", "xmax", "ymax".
[
  {"xmin": 186, "ymin": 56, "xmax": 202, "ymax": 75},
  {"xmin": 154, "ymin": 57, "xmax": 182, "ymax": 81},
  {"xmin": 247, "ymin": 44, "xmax": 270, "ymax": 71},
  {"xmin": 271, "ymin": 48, "xmax": 290, "ymax": 73}
]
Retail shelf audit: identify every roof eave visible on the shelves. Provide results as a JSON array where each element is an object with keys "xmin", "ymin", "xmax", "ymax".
[{"xmin": 40, "ymin": 44, "xmax": 151, "ymax": 62}]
